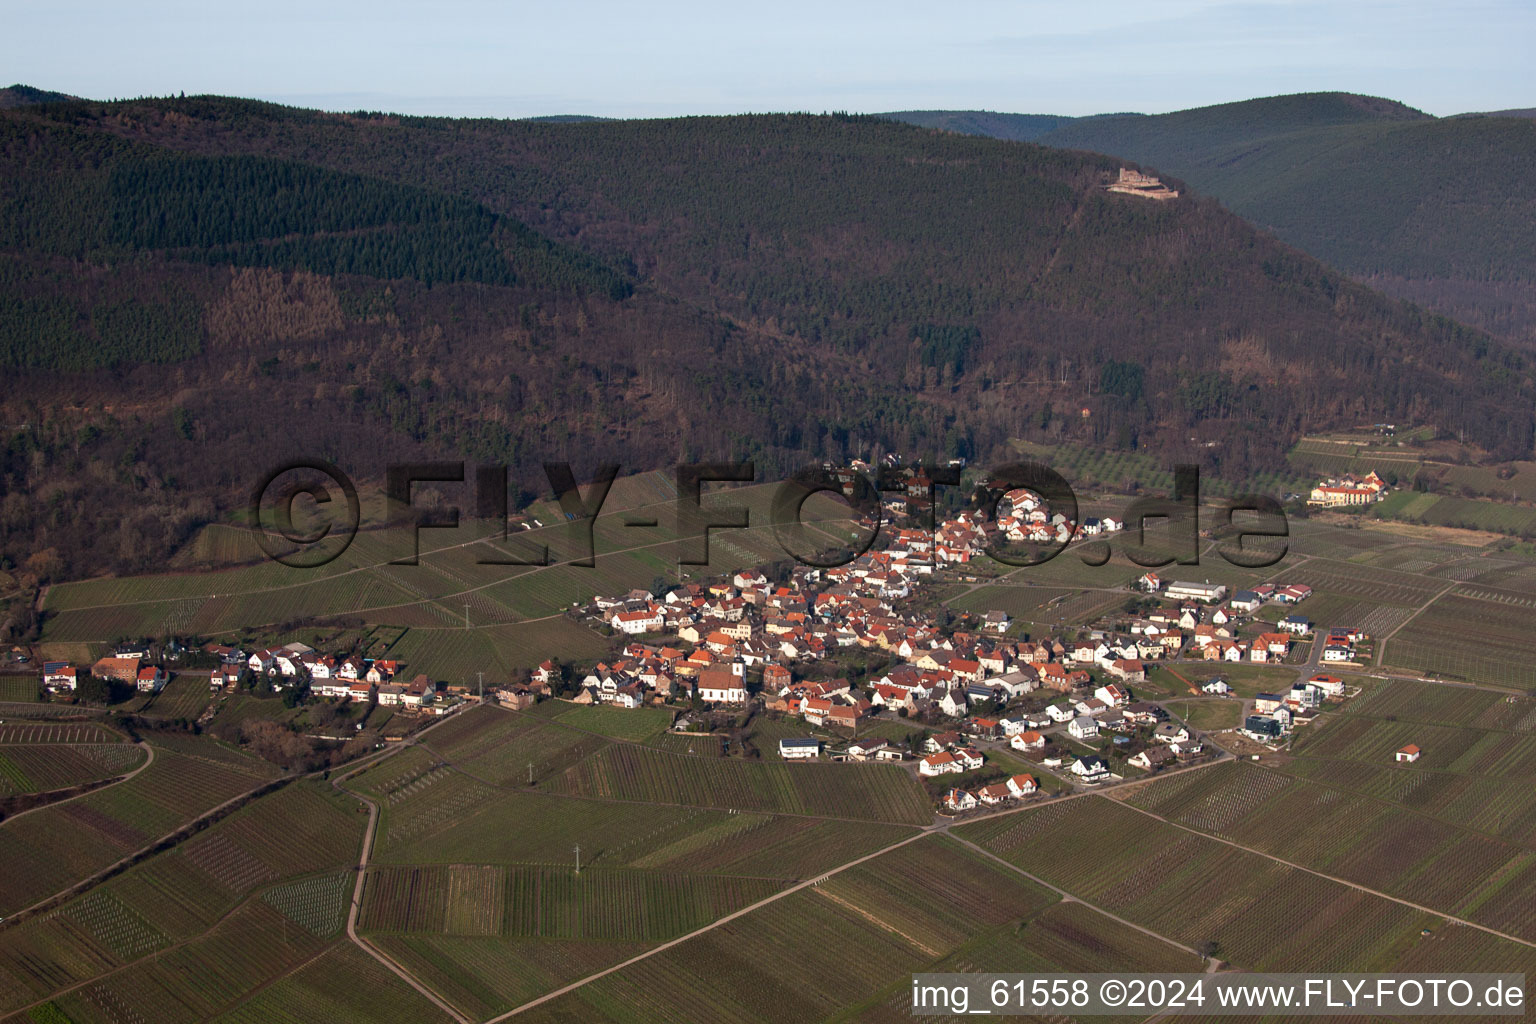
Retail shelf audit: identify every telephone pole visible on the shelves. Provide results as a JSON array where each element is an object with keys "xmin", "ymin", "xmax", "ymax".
[
  {"xmin": 527, "ymin": 761, "xmax": 534, "ymax": 785},
  {"xmin": 574, "ymin": 844, "xmax": 581, "ymax": 874},
  {"xmin": 464, "ymin": 603, "xmax": 470, "ymax": 629},
  {"xmin": 477, "ymin": 671, "xmax": 484, "ymax": 700}
]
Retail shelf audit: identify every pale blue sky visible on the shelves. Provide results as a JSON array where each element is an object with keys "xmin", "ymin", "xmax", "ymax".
[{"xmin": 6, "ymin": 0, "xmax": 1532, "ymax": 118}]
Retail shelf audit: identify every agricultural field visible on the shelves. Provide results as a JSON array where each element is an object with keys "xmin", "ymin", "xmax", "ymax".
[
  {"xmin": 0, "ymin": 722, "xmax": 124, "ymax": 744},
  {"xmin": 1385, "ymin": 588, "xmax": 1536, "ymax": 690},
  {"xmin": 547, "ymin": 742, "xmax": 933, "ymax": 824},
  {"xmin": 0, "ymin": 676, "xmax": 39, "ymax": 703},
  {"xmin": 208, "ymin": 940, "xmax": 457, "ymax": 1024},
  {"xmin": 358, "ymin": 864, "xmax": 784, "ymax": 940},
  {"xmin": 0, "ymin": 782, "xmax": 364, "ymax": 1021},
  {"xmin": 369, "ymin": 765, "xmax": 922, "ymax": 879},
  {"xmin": 21, "ymin": 898, "xmax": 337, "ymax": 1024},
  {"xmin": 550, "ymin": 703, "xmax": 674, "ymax": 741},
  {"xmin": 133, "ymin": 674, "xmax": 213, "ymax": 720},
  {"xmin": 946, "ymin": 584, "xmax": 1095, "ymax": 622},
  {"xmin": 0, "ymin": 742, "xmax": 279, "ymax": 916},
  {"xmin": 1145, "ymin": 662, "xmax": 1297, "ymax": 698},
  {"xmin": 1163, "ymin": 698, "xmax": 1242, "ymax": 731},
  {"xmin": 509, "ymin": 835, "xmax": 1059, "ymax": 1024},
  {"xmin": 1116, "ymin": 760, "xmax": 1536, "ymax": 941},
  {"xmin": 1375, "ymin": 491, "xmax": 1536, "ymax": 538},
  {"xmin": 1347, "ymin": 678, "xmax": 1536, "ymax": 731},
  {"xmin": 1292, "ymin": 713, "xmax": 1536, "ymax": 780},
  {"xmin": 0, "ymin": 743, "xmax": 146, "ymax": 797},
  {"xmin": 854, "ymin": 900, "xmax": 1202, "ymax": 1022},
  {"xmin": 957, "ymin": 795, "xmax": 1470, "ymax": 973}
]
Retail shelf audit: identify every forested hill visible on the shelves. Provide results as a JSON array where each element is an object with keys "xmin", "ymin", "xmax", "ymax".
[
  {"xmin": 0, "ymin": 84, "xmax": 77, "ymax": 108},
  {"xmin": 0, "ymin": 95, "xmax": 1532, "ymax": 590},
  {"xmin": 926, "ymin": 93, "xmax": 1536, "ymax": 349}
]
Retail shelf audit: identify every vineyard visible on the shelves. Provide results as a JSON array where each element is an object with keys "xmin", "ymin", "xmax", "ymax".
[
  {"xmin": 1117, "ymin": 761, "xmax": 1536, "ymax": 943},
  {"xmin": 956, "ymin": 797, "xmax": 1449, "ymax": 972},
  {"xmin": 260, "ymin": 872, "xmax": 351, "ymax": 937},
  {"xmin": 0, "ymin": 722, "xmax": 123, "ymax": 744},
  {"xmin": 39, "ymin": 474, "xmax": 806, "ymax": 658},
  {"xmin": 507, "ymin": 835, "xmax": 1053, "ymax": 1024},
  {"xmin": 208, "ymin": 940, "xmax": 457, "ymax": 1024},
  {"xmin": 0, "ymin": 676, "xmax": 39, "ymax": 703},
  {"xmin": 1374, "ymin": 492, "xmax": 1536, "ymax": 538},
  {"xmin": 0, "ymin": 743, "xmax": 146, "ymax": 796},
  {"xmin": 369, "ymin": 933, "xmax": 650, "ymax": 1021},
  {"xmin": 1293, "ymin": 712, "xmax": 1536, "ymax": 778},
  {"xmin": 868, "ymin": 899, "xmax": 1200, "ymax": 1019},
  {"xmin": 0, "ymin": 745, "xmax": 278, "ymax": 916},
  {"xmin": 546, "ymin": 743, "xmax": 932, "ymax": 824},
  {"xmin": 133, "ymin": 674, "xmax": 213, "ymax": 720},
  {"xmin": 1386, "ymin": 589, "xmax": 1536, "ymax": 690},
  {"xmin": 1348, "ymin": 680, "xmax": 1536, "ymax": 732},
  {"xmin": 1283, "ymin": 756, "xmax": 1536, "ymax": 844},
  {"xmin": 358, "ymin": 864, "xmax": 783, "ymax": 940},
  {"xmin": 0, "ymin": 793, "xmax": 356, "ymax": 1021},
  {"xmin": 506, "ymin": 895, "xmax": 898, "ymax": 1022},
  {"xmin": 32, "ymin": 899, "xmax": 336, "ymax": 1024}
]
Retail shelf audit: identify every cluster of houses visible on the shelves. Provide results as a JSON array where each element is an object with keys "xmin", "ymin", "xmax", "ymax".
[
  {"xmin": 43, "ymin": 641, "xmax": 166, "ymax": 693},
  {"xmin": 1128, "ymin": 575, "xmax": 1311, "ymax": 664},
  {"xmin": 939, "ymin": 772, "xmax": 1039, "ymax": 813},
  {"xmin": 559, "ymin": 500, "xmax": 1330, "ymax": 764},
  {"xmin": 1241, "ymin": 673, "xmax": 1347, "ymax": 743},
  {"xmin": 1308, "ymin": 470, "xmax": 1389, "ymax": 508},
  {"xmin": 200, "ymin": 641, "xmax": 463, "ymax": 713},
  {"xmin": 41, "ymin": 638, "xmax": 469, "ymax": 717}
]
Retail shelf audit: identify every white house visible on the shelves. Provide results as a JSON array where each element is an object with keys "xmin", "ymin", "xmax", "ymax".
[
  {"xmin": 1395, "ymin": 744, "xmax": 1421, "ymax": 763},
  {"xmin": 611, "ymin": 607, "xmax": 664, "ymax": 635},
  {"xmin": 1067, "ymin": 716, "xmax": 1100, "ymax": 740},
  {"xmin": 1071, "ymin": 756, "xmax": 1111, "ymax": 782},
  {"xmin": 1010, "ymin": 730, "xmax": 1045, "ymax": 753},
  {"xmin": 1094, "ymin": 683, "xmax": 1130, "ymax": 707},
  {"xmin": 1005, "ymin": 773, "xmax": 1037, "ymax": 797},
  {"xmin": 919, "ymin": 751, "xmax": 963, "ymax": 776},
  {"xmin": 779, "ymin": 738, "xmax": 820, "ymax": 760},
  {"xmin": 42, "ymin": 663, "xmax": 77, "ymax": 691},
  {"xmin": 135, "ymin": 666, "xmax": 166, "ymax": 693}
]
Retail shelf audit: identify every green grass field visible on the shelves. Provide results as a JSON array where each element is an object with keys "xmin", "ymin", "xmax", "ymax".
[{"xmin": 551, "ymin": 703, "xmax": 674, "ymax": 741}]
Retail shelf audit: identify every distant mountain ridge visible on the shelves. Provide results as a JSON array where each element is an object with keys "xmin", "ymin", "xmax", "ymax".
[
  {"xmin": 0, "ymin": 84, "xmax": 79, "ymax": 108},
  {"xmin": 878, "ymin": 110, "xmax": 1082, "ymax": 142},
  {"xmin": 890, "ymin": 92, "xmax": 1536, "ymax": 348}
]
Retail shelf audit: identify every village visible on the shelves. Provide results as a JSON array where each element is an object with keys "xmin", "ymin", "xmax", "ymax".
[{"xmin": 31, "ymin": 465, "xmax": 1385, "ymax": 811}]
